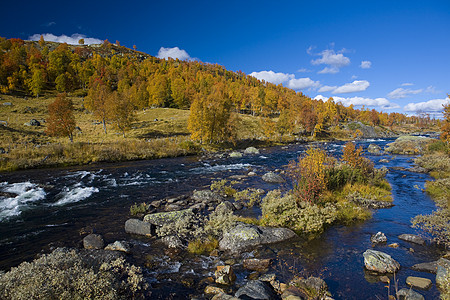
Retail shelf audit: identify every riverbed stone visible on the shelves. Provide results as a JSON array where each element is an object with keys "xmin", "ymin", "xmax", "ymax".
[
  {"xmin": 205, "ymin": 285, "xmax": 226, "ymax": 295},
  {"xmin": 143, "ymin": 208, "xmax": 193, "ymax": 226},
  {"xmin": 244, "ymin": 147, "xmax": 260, "ymax": 154},
  {"xmin": 371, "ymin": 232, "xmax": 387, "ymax": 244},
  {"xmin": 229, "ymin": 151, "xmax": 243, "ymax": 158},
  {"xmin": 368, "ymin": 144, "xmax": 382, "ymax": 154},
  {"xmin": 125, "ymin": 218, "xmax": 153, "ymax": 236},
  {"xmin": 215, "ymin": 201, "xmax": 236, "ymax": 214},
  {"xmin": 406, "ymin": 276, "xmax": 432, "ymax": 290},
  {"xmin": 104, "ymin": 241, "xmax": 131, "ymax": 253},
  {"xmin": 235, "ymin": 280, "xmax": 278, "ymax": 300},
  {"xmin": 396, "ymin": 288, "xmax": 424, "ymax": 300},
  {"xmin": 212, "ymin": 293, "xmax": 239, "ymax": 300},
  {"xmin": 385, "ymin": 136, "xmax": 434, "ymax": 155},
  {"xmin": 398, "ymin": 234, "xmax": 425, "ymax": 245},
  {"xmin": 215, "ymin": 265, "xmax": 236, "ymax": 285},
  {"xmin": 219, "ymin": 222, "xmax": 296, "ymax": 253},
  {"xmin": 262, "ymin": 172, "xmax": 285, "ymax": 183},
  {"xmin": 83, "ymin": 234, "xmax": 104, "ymax": 250},
  {"xmin": 411, "ymin": 261, "xmax": 438, "ymax": 274},
  {"xmin": 243, "ymin": 258, "xmax": 272, "ymax": 271},
  {"xmin": 436, "ymin": 258, "xmax": 450, "ymax": 287},
  {"xmin": 363, "ymin": 249, "xmax": 400, "ymax": 273}
]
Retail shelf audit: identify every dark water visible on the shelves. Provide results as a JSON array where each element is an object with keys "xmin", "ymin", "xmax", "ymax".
[{"xmin": 0, "ymin": 138, "xmax": 443, "ymax": 299}]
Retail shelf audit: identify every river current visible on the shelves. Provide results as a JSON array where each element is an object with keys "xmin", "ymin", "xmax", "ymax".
[{"xmin": 0, "ymin": 138, "xmax": 444, "ymax": 299}]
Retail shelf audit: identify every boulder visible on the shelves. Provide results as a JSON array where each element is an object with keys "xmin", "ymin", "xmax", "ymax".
[
  {"xmin": 83, "ymin": 234, "xmax": 104, "ymax": 250},
  {"xmin": 219, "ymin": 223, "xmax": 296, "ymax": 253},
  {"xmin": 406, "ymin": 276, "xmax": 432, "ymax": 290},
  {"xmin": 244, "ymin": 147, "xmax": 260, "ymax": 154},
  {"xmin": 192, "ymin": 190, "xmax": 224, "ymax": 203},
  {"xmin": 368, "ymin": 144, "xmax": 382, "ymax": 154},
  {"xmin": 243, "ymin": 258, "xmax": 272, "ymax": 271},
  {"xmin": 143, "ymin": 208, "xmax": 193, "ymax": 226},
  {"xmin": 212, "ymin": 293, "xmax": 240, "ymax": 300},
  {"xmin": 411, "ymin": 261, "xmax": 438, "ymax": 274},
  {"xmin": 2, "ymin": 102, "xmax": 12, "ymax": 106},
  {"xmin": 436, "ymin": 258, "xmax": 450, "ymax": 287},
  {"xmin": 215, "ymin": 201, "xmax": 236, "ymax": 214},
  {"xmin": 398, "ymin": 234, "xmax": 425, "ymax": 245},
  {"xmin": 229, "ymin": 151, "xmax": 243, "ymax": 158},
  {"xmin": 215, "ymin": 265, "xmax": 236, "ymax": 285},
  {"xmin": 385, "ymin": 136, "xmax": 434, "ymax": 155},
  {"xmin": 104, "ymin": 241, "xmax": 131, "ymax": 253},
  {"xmin": 235, "ymin": 280, "xmax": 278, "ymax": 300},
  {"xmin": 262, "ymin": 172, "xmax": 285, "ymax": 184},
  {"xmin": 205, "ymin": 286, "xmax": 226, "ymax": 295},
  {"xmin": 125, "ymin": 218, "xmax": 153, "ymax": 236},
  {"xmin": 29, "ymin": 119, "xmax": 41, "ymax": 126},
  {"xmin": 371, "ymin": 232, "xmax": 387, "ymax": 244},
  {"xmin": 363, "ymin": 249, "xmax": 400, "ymax": 273},
  {"xmin": 396, "ymin": 288, "xmax": 424, "ymax": 300}
]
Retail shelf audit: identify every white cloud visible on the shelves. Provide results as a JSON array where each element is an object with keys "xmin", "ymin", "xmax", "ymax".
[
  {"xmin": 401, "ymin": 83, "xmax": 414, "ymax": 86},
  {"xmin": 404, "ymin": 98, "xmax": 450, "ymax": 113},
  {"xmin": 249, "ymin": 70, "xmax": 294, "ymax": 85},
  {"xmin": 387, "ymin": 87, "xmax": 423, "ymax": 99},
  {"xmin": 157, "ymin": 47, "xmax": 191, "ymax": 60},
  {"xmin": 314, "ymin": 95, "xmax": 399, "ymax": 109},
  {"xmin": 29, "ymin": 33, "xmax": 103, "ymax": 45},
  {"xmin": 360, "ymin": 61, "xmax": 372, "ymax": 69},
  {"xmin": 318, "ymin": 67, "xmax": 339, "ymax": 74},
  {"xmin": 332, "ymin": 80, "xmax": 370, "ymax": 94},
  {"xmin": 287, "ymin": 78, "xmax": 320, "ymax": 90},
  {"xmin": 310, "ymin": 49, "xmax": 350, "ymax": 74},
  {"xmin": 297, "ymin": 68, "xmax": 311, "ymax": 73},
  {"xmin": 318, "ymin": 85, "xmax": 337, "ymax": 93}
]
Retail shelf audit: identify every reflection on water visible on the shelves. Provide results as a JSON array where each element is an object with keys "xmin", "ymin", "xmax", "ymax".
[{"xmin": 0, "ymin": 138, "xmax": 444, "ymax": 299}]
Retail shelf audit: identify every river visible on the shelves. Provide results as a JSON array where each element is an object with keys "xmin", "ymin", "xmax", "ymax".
[{"xmin": 0, "ymin": 138, "xmax": 444, "ymax": 299}]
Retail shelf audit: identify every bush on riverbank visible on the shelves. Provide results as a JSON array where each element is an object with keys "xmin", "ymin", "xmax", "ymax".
[
  {"xmin": 0, "ymin": 248, "xmax": 148, "ymax": 299},
  {"xmin": 260, "ymin": 143, "xmax": 389, "ymax": 234}
]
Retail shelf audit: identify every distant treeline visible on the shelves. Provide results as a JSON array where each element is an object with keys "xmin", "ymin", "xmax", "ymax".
[{"xmin": 0, "ymin": 37, "xmax": 437, "ymax": 141}]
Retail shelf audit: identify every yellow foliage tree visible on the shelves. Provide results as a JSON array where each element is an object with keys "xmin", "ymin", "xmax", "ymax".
[
  {"xmin": 441, "ymin": 95, "xmax": 450, "ymax": 142},
  {"xmin": 188, "ymin": 82, "xmax": 238, "ymax": 144}
]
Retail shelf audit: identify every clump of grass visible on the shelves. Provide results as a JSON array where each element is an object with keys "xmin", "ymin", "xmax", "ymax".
[
  {"xmin": 187, "ymin": 236, "xmax": 219, "ymax": 255},
  {"xmin": 342, "ymin": 183, "xmax": 393, "ymax": 202},
  {"xmin": 335, "ymin": 201, "xmax": 371, "ymax": 225},
  {"xmin": 130, "ymin": 202, "xmax": 149, "ymax": 216}
]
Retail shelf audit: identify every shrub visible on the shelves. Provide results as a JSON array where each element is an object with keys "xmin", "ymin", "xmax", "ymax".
[
  {"xmin": 412, "ymin": 208, "xmax": 450, "ymax": 247},
  {"xmin": 156, "ymin": 210, "xmax": 204, "ymax": 239},
  {"xmin": 326, "ymin": 163, "xmax": 365, "ymax": 190},
  {"xmin": 288, "ymin": 147, "xmax": 329, "ymax": 204},
  {"xmin": 234, "ymin": 188, "xmax": 263, "ymax": 207},
  {"xmin": 204, "ymin": 209, "xmax": 237, "ymax": 237},
  {"xmin": 210, "ymin": 179, "xmax": 237, "ymax": 197},
  {"xmin": 0, "ymin": 248, "xmax": 148, "ymax": 299},
  {"xmin": 260, "ymin": 190, "xmax": 337, "ymax": 234}
]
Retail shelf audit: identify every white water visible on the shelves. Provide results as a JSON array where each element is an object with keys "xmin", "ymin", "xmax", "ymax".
[
  {"xmin": 189, "ymin": 163, "xmax": 252, "ymax": 174},
  {"xmin": 54, "ymin": 184, "xmax": 99, "ymax": 206},
  {"xmin": 0, "ymin": 182, "xmax": 46, "ymax": 221}
]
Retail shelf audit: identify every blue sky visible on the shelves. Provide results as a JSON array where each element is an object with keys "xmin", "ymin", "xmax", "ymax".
[{"xmin": 2, "ymin": 0, "xmax": 449, "ymax": 116}]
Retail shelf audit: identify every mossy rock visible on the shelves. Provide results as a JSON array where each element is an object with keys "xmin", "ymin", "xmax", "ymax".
[{"xmin": 143, "ymin": 208, "xmax": 193, "ymax": 226}]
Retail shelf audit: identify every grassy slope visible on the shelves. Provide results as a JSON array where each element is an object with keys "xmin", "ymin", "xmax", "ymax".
[{"xmin": 0, "ymin": 94, "xmax": 268, "ymax": 171}]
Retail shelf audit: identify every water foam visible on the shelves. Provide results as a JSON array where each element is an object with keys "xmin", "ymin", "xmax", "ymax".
[
  {"xmin": 54, "ymin": 185, "xmax": 99, "ymax": 206},
  {"xmin": 189, "ymin": 163, "xmax": 252, "ymax": 173},
  {"xmin": 0, "ymin": 182, "xmax": 46, "ymax": 221}
]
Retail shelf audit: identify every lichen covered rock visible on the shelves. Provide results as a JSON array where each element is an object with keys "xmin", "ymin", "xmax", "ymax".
[{"xmin": 363, "ymin": 249, "xmax": 400, "ymax": 273}]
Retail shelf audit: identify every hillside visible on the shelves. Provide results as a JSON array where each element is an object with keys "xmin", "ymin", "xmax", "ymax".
[{"xmin": 0, "ymin": 37, "xmax": 439, "ymax": 171}]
